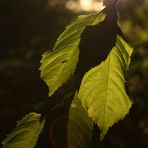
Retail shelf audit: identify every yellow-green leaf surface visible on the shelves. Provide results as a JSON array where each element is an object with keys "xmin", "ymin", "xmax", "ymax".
[
  {"xmin": 67, "ymin": 94, "xmax": 93, "ymax": 148},
  {"xmin": 78, "ymin": 36, "xmax": 133, "ymax": 140},
  {"xmin": 39, "ymin": 12, "xmax": 106, "ymax": 96},
  {"xmin": 2, "ymin": 113, "xmax": 45, "ymax": 148}
]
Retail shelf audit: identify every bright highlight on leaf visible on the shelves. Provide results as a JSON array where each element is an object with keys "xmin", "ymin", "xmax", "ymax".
[
  {"xmin": 67, "ymin": 93, "xmax": 93, "ymax": 148},
  {"xmin": 39, "ymin": 12, "xmax": 106, "ymax": 96},
  {"xmin": 2, "ymin": 112, "xmax": 45, "ymax": 148},
  {"xmin": 78, "ymin": 36, "xmax": 133, "ymax": 140}
]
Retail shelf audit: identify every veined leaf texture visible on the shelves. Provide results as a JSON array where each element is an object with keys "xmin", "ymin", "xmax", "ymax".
[
  {"xmin": 39, "ymin": 12, "xmax": 106, "ymax": 96},
  {"xmin": 2, "ymin": 113, "xmax": 45, "ymax": 148},
  {"xmin": 78, "ymin": 36, "xmax": 133, "ymax": 140}
]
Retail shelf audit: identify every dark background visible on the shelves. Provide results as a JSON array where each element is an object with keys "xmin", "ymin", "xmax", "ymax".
[{"xmin": 0, "ymin": 0, "xmax": 148, "ymax": 147}]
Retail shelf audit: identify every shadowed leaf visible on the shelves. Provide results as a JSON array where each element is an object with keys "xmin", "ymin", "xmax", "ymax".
[{"xmin": 67, "ymin": 93, "xmax": 94, "ymax": 148}]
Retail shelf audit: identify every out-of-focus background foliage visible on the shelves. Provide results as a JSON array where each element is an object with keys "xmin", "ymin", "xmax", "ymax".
[{"xmin": 0, "ymin": 0, "xmax": 148, "ymax": 147}]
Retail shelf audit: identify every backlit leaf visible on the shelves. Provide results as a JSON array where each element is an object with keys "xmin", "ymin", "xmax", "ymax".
[
  {"xmin": 2, "ymin": 112, "xmax": 45, "ymax": 148},
  {"xmin": 39, "ymin": 12, "xmax": 106, "ymax": 96},
  {"xmin": 78, "ymin": 36, "xmax": 133, "ymax": 140}
]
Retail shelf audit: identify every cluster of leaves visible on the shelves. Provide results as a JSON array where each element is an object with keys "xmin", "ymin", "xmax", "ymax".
[{"xmin": 2, "ymin": 2, "xmax": 133, "ymax": 148}]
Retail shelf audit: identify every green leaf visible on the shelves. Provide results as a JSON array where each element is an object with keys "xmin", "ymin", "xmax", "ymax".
[
  {"xmin": 2, "ymin": 112, "xmax": 45, "ymax": 148},
  {"xmin": 39, "ymin": 12, "xmax": 106, "ymax": 96},
  {"xmin": 67, "ymin": 93, "xmax": 94, "ymax": 148},
  {"xmin": 78, "ymin": 36, "xmax": 133, "ymax": 140}
]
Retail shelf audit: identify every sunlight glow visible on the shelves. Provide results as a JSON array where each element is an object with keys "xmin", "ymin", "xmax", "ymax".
[
  {"xmin": 66, "ymin": 0, "xmax": 105, "ymax": 13},
  {"xmin": 80, "ymin": 0, "xmax": 105, "ymax": 12},
  {"xmin": 80, "ymin": 0, "xmax": 92, "ymax": 11}
]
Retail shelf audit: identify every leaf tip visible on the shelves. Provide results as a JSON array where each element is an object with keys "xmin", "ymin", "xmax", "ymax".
[{"xmin": 100, "ymin": 127, "xmax": 108, "ymax": 141}]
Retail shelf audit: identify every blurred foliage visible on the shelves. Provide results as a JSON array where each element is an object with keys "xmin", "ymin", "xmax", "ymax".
[
  {"xmin": 0, "ymin": 0, "xmax": 148, "ymax": 148},
  {"xmin": 119, "ymin": 0, "xmax": 148, "ymax": 117},
  {"xmin": 0, "ymin": 0, "xmax": 74, "ymax": 143},
  {"xmin": 118, "ymin": 1, "xmax": 148, "ymax": 148}
]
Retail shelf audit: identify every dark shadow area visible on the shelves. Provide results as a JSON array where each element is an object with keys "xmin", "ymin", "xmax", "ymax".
[{"xmin": 0, "ymin": 0, "xmax": 74, "ymax": 147}]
